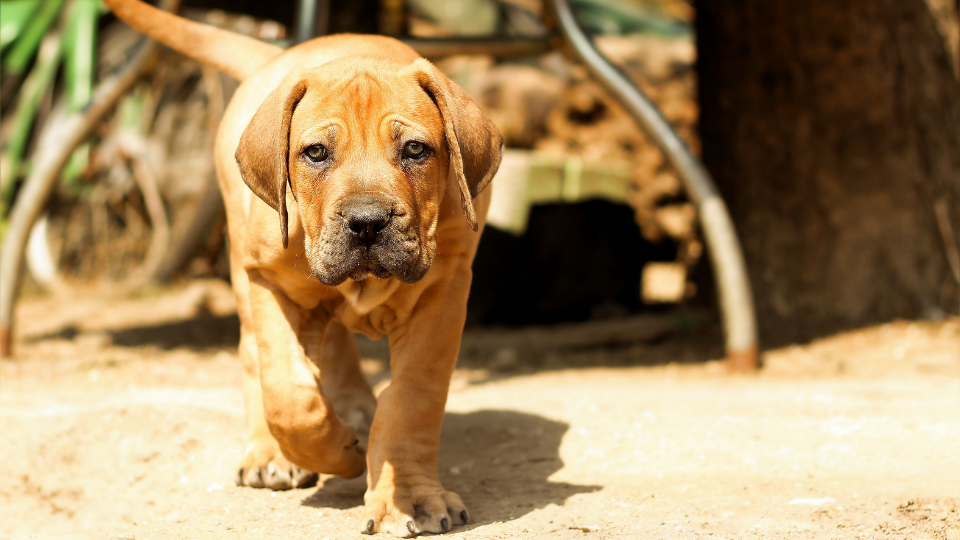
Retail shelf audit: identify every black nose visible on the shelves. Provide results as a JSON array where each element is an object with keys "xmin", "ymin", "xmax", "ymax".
[{"xmin": 342, "ymin": 198, "xmax": 392, "ymax": 243}]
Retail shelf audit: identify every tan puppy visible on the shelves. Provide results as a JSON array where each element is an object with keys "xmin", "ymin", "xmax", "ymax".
[{"xmin": 104, "ymin": 1, "xmax": 502, "ymax": 536}]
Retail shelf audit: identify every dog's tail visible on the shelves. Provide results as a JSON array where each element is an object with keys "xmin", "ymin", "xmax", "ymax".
[{"xmin": 103, "ymin": 0, "xmax": 282, "ymax": 81}]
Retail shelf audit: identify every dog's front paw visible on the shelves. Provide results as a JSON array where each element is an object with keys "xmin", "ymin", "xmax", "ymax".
[
  {"xmin": 360, "ymin": 483, "xmax": 468, "ymax": 537},
  {"xmin": 236, "ymin": 438, "xmax": 318, "ymax": 490}
]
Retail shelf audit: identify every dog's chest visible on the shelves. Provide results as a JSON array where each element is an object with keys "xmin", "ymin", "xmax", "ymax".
[
  {"xmin": 329, "ymin": 278, "xmax": 406, "ymax": 340},
  {"xmin": 338, "ymin": 278, "xmax": 401, "ymax": 316}
]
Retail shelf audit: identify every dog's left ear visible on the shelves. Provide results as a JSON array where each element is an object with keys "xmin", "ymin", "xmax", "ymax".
[
  {"xmin": 235, "ymin": 71, "xmax": 308, "ymax": 248},
  {"xmin": 407, "ymin": 59, "xmax": 503, "ymax": 231}
]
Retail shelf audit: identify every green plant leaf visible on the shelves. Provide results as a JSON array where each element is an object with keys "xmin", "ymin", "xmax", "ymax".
[
  {"xmin": 62, "ymin": 0, "xmax": 101, "ymax": 184},
  {"xmin": 0, "ymin": 0, "xmax": 40, "ymax": 52},
  {"xmin": 64, "ymin": 0, "xmax": 98, "ymax": 110},
  {"xmin": 0, "ymin": 31, "xmax": 63, "ymax": 217},
  {"xmin": 2, "ymin": 0, "xmax": 65, "ymax": 76}
]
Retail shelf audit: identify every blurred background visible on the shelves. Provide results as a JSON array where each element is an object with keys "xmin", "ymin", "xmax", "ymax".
[
  {"xmin": 1, "ymin": 3, "xmax": 958, "ymax": 537},
  {"xmin": 1, "ymin": 0, "xmax": 957, "ymax": 350}
]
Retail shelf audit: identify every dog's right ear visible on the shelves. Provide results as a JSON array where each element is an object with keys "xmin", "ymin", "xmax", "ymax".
[{"xmin": 235, "ymin": 74, "xmax": 308, "ymax": 248}]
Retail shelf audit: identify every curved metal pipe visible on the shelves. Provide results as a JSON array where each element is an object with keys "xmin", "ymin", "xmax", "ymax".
[
  {"xmin": 544, "ymin": 0, "xmax": 758, "ymax": 369},
  {"xmin": 403, "ymin": 37, "xmax": 551, "ymax": 59}
]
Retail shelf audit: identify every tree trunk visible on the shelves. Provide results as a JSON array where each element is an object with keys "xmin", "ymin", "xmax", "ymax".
[{"xmin": 696, "ymin": 0, "xmax": 960, "ymax": 343}]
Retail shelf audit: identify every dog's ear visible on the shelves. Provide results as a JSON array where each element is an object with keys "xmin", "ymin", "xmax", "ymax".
[
  {"xmin": 235, "ymin": 74, "xmax": 308, "ymax": 248},
  {"xmin": 408, "ymin": 59, "xmax": 503, "ymax": 231}
]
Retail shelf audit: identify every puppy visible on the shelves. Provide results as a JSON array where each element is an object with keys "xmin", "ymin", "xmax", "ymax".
[{"xmin": 104, "ymin": 1, "xmax": 502, "ymax": 536}]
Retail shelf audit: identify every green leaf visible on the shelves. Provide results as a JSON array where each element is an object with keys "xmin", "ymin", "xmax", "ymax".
[
  {"xmin": 61, "ymin": 0, "xmax": 101, "ymax": 185},
  {"xmin": 63, "ymin": 0, "xmax": 99, "ymax": 111},
  {"xmin": 2, "ymin": 0, "xmax": 65, "ymax": 76},
  {"xmin": 0, "ymin": 31, "xmax": 62, "ymax": 217},
  {"xmin": 0, "ymin": 0, "xmax": 40, "ymax": 52}
]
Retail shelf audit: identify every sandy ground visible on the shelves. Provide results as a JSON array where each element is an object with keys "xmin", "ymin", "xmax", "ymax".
[{"xmin": 1, "ymin": 281, "xmax": 958, "ymax": 540}]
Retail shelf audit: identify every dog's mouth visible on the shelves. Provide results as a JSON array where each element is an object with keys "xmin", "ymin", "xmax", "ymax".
[
  {"xmin": 308, "ymin": 231, "xmax": 433, "ymax": 287},
  {"xmin": 347, "ymin": 261, "xmax": 393, "ymax": 281}
]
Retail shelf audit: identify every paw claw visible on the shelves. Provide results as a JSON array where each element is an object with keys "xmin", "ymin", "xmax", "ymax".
[
  {"xmin": 363, "ymin": 487, "xmax": 465, "ymax": 536},
  {"xmin": 236, "ymin": 444, "xmax": 317, "ymax": 491},
  {"xmin": 290, "ymin": 466, "xmax": 318, "ymax": 489},
  {"xmin": 240, "ymin": 466, "xmax": 265, "ymax": 488},
  {"xmin": 460, "ymin": 510, "xmax": 468, "ymax": 524},
  {"xmin": 364, "ymin": 519, "xmax": 376, "ymax": 535}
]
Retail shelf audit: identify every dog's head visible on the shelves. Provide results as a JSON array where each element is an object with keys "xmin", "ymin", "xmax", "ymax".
[{"xmin": 235, "ymin": 56, "xmax": 502, "ymax": 286}]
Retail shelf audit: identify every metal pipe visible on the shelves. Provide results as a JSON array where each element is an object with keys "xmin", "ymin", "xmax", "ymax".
[
  {"xmin": 403, "ymin": 37, "xmax": 551, "ymax": 59},
  {"xmin": 294, "ymin": 0, "xmax": 317, "ymax": 44},
  {"xmin": 544, "ymin": 0, "xmax": 758, "ymax": 370}
]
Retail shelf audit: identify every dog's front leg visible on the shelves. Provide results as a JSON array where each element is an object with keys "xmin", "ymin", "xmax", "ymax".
[
  {"xmin": 360, "ymin": 262, "xmax": 472, "ymax": 537},
  {"xmin": 248, "ymin": 271, "xmax": 366, "ymax": 479}
]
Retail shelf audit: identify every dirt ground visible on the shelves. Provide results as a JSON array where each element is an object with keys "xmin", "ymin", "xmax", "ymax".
[{"xmin": 1, "ymin": 280, "xmax": 958, "ymax": 540}]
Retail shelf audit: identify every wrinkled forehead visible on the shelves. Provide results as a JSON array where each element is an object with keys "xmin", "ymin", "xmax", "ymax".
[{"xmin": 290, "ymin": 59, "xmax": 443, "ymax": 134}]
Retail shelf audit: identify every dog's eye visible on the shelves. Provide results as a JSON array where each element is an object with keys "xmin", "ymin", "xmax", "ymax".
[
  {"xmin": 402, "ymin": 141, "xmax": 427, "ymax": 159},
  {"xmin": 304, "ymin": 144, "xmax": 328, "ymax": 162}
]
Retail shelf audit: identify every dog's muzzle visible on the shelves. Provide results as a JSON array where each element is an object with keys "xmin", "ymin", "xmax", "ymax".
[{"xmin": 308, "ymin": 195, "xmax": 432, "ymax": 286}]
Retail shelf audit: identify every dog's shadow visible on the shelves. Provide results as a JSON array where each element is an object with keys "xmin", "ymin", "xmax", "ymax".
[{"xmin": 301, "ymin": 409, "xmax": 598, "ymax": 526}]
